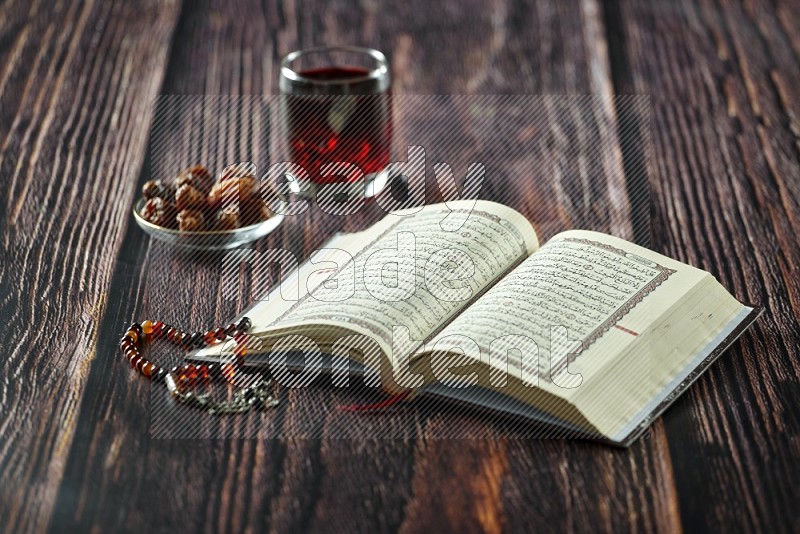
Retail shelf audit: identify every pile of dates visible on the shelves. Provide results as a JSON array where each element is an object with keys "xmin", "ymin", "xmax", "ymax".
[{"xmin": 140, "ymin": 164, "xmax": 272, "ymax": 232}]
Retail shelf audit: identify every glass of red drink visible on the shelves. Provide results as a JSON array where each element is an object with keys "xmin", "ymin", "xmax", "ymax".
[{"xmin": 279, "ymin": 46, "xmax": 392, "ymax": 198}]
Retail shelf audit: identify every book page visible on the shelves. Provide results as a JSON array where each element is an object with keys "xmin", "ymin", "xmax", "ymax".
[
  {"xmin": 422, "ymin": 230, "xmax": 712, "ymax": 397},
  {"xmin": 190, "ymin": 229, "xmax": 373, "ymax": 363},
  {"xmin": 258, "ymin": 200, "xmax": 539, "ymax": 360}
]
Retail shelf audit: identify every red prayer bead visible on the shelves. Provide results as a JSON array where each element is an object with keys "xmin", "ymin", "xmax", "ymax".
[
  {"xmin": 203, "ymin": 331, "xmax": 217, "ymax": 345},
  {"xmin": 198, "ymin": 365, "xmax": 209, "ymax": 380},
  {"xmin": 167, "ymin": 328, "xmax": 178, "ymax": 342},
  {"xmin": 152, "ymin": 321, "xmax": 164, "ymax": 337},
  {"xmin": 214, "ymin": 327, "xmax": 227, "ymax": 340},
  {"xmin": 142, "ymin": 362, "xmax": 154, "ymax": 378},
  {"xmin": 179, "ymin": 364, "xmax": 198, "ymax": 384},
  {"xmin": 130, "ymin": 355, "xmax": 142, "ymax": 369}
]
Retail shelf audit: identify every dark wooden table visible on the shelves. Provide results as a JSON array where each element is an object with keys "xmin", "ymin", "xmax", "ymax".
[{"xmin": 1, "ymin": 0, "xmax": 798, "ymax": 532}]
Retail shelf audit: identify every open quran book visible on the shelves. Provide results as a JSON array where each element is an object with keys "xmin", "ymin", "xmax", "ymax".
[{"xmin": 192, "ymin": 200, "xmax": 760, "ymax": 446}]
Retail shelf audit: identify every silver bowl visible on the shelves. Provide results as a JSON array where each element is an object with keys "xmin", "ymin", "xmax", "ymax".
[{"xmin": 133, "ymin": 198, "xmax": 285, "ymax": 250}]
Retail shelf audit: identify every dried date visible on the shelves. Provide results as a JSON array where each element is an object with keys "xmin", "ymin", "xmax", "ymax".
[
  {"xmin": 218, "ymin": 163, "xmax": 256, "ymax": 182},
  {"xmin": 208, "ymin": 176, "xmax": 258, "ymax": 207},
  {"xmin": 139, "ymin": 163, "xmax": 273, "ymax": 233},
  {"xmin": 175, "ymin": 165, "xmax": 213, "ymax": 193},
  {"xmin": 176, "ymin": 184, "xmax": 206, "ymax": 210},
  {"xmin": 142, "ymin": 179, "xmax": 174, "ymax": 200},
  {"xmin": 140, "ymin": 197, "xmax": 176, "ymax": 228},
  {"xmin": 177, "ymin": 209, "xmax": 206, "ymax": 232},
  {"xmin": 215, "ymin": 205, "xmax": 241, "ymax": 230}
]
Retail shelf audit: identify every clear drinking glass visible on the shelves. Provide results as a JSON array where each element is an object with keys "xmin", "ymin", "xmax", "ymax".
[{"xmin": 278, "ymin": 46, "xmax": 392, "ymax": 198}]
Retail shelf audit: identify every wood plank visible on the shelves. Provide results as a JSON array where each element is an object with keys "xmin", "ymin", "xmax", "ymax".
[
  {"xmin": 612, "ymin": 0, "xmax": 800, "ymax": 530},
  {"xmin": 0, "ymin": 0, "xmax": 182, "ymax": 532}
]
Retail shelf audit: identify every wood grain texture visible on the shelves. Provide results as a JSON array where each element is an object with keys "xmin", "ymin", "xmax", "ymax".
[
  {"xmin": 0, "ymin": 0, "xmax": 796, "ymax": 532},
  {"xmin": 0, "ymin": 0, "xmax": 181, "ymax": 532},
  {"xmin": 611, "ymin": 0, "xmax": 800, "ymax": 531}
]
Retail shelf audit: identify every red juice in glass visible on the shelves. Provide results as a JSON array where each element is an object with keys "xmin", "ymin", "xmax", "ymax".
[{"xmin": 279, "ymin": 48, "xmax": 392, "ymax": 188}]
